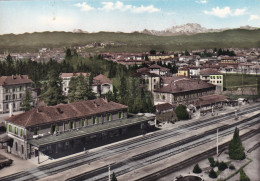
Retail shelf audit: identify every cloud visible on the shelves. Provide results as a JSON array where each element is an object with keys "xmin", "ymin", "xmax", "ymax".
[
  {"xmin": 233, "ymin": 8, "xmax": 246, "ymax": 16},
  {"xmin": 249, "ymin": 14, "xmax": 260, "ymax": 21},
  {"xmin": 196, "ymin": 0, "xmax": 207, "ymax": 4},
  {"xmin": 98, "ymin": 1, "xmax": 160, "ymax": 13},
  {"xmin": 204, "ymin": 6, "xmax": 247, "ymax": 18},
  {"xmin": 74, "ymin": 2, "xmax": 94, "ymax": 11}
]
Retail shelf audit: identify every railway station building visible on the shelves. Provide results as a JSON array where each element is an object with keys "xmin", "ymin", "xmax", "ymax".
[
  {"xmin": 5, "ymin": 98, "xmax": 154, "ymax": 160},
  {"xmin": 153, "ymin": 79, "xmax": 216, "ymax": 106}
]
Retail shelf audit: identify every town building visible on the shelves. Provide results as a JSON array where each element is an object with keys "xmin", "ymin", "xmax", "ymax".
[
  {"xmin": 148, "ymin": 54, "xmax": 174, "ymax": 62},
  {"xmin": 220, "ymin": 56, "xmax": 238, "ymax": 64},
  {"xmin": 177, "ymin": 67, "xmax": 190, "ymax": 77},
  {"xmin": 200, "ymin": 68, "xmax": 223, "ymax": 93},
  {"xmin": 5, "ymin": 98, "xmax": 154, "ymax": 159},
  {"xmin": 0, "ymin": 75, "xmax": 34, "ymax": 114},
  {"xmin": 92, "ymin": 74, "xmax": 113, "ymax": 96},
  {"xmin": 135, "ymin": 68, "xmax": 161, "ymax": 92},
  {"xmin": 153, "ymin": 79, "xmax": 216, "ymax": 105},
  {"xmin": 148, "ymin": 64, "xmax": 171, "ymax": 77},
  {"xmin": 60, "ymin": 72, "xmax": 89, "ymax": 96}
]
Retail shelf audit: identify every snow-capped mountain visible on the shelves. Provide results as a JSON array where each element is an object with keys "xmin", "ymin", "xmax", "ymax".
[{"xmin": 141, "ymin": 23, "xmax": 257, "ymax": 36}]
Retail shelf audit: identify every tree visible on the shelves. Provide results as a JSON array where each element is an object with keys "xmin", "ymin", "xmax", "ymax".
[
  {"xmin": 240, "ymin": 169, "xmax": 250, "ymax": 181},
  {"xmin": 111, "ymin": 172, "xmax": 117, "ymax": 181},
  {"xmin": 65, "ymin": 48, "xmax": 72, "ymax": 59},
  {"xmin": 208, "ymin": 157, "xmax": 215, "ymax": 167},
  {"xmin": 67, "ymin": 76, "xmax": 78, "ymax": 103},
  {"xmin": 228, "ymin": 127, "xmax": 245, "ymax": 160},
  {"xmin": 184, "ymin": 50, "xmax": 190, "ymax": 56},
  {"xmin": 218, "ymin": 161, "xmax": 227, "ymax": 171},
  {"xmin": 42, "ymin": 70, "xmax": 65, "ymax": 106},
  {"xmin": 21, "ymin": 89, "xmax": 33, "ymax": 111},
  {"xmin": 150, "ymin": 49, "xmax": 156, "ymax": 55},
  {"xmin": 193, "ymin": 164, "xmax": 202, "ymax": 173},
  {"xmin": 209, "ymin": 169, "xmax": 217, "ymax": 178},
  {"xmin": 175, "ymin": 104, "xmax": 189, "ymax": 120},
  {"xmin": 74, "ymin": 74, "xmax": 88, "ymax": 101},
  {"xmin": 119, "ymin": 76, "xmax": 128, "ymax": 105}
]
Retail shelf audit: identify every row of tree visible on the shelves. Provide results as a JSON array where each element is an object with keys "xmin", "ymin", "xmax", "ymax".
[{"xmin": 2, "ymin": 50, "xmax": 155, "ymax": 113}]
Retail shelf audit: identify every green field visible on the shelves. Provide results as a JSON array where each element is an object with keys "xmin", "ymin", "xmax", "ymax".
[
  {"xmin": 0, "ymin": 28, "xmax": 260, "ymax": 53},
  {"xmin": 223, "ymin": 74, "xmax": 260, "ymax": 90}
]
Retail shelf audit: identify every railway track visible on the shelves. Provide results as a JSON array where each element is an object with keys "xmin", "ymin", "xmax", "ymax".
[
  {"xmin": 1, "ymin": 104, "xmax": 259, "ymax": 181},
  {"xmin": 66, "ymin": 113, "xmax": 260, "ymax": 181}
]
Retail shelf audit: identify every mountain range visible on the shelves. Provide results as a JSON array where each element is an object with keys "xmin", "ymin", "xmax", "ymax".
[{"xmin": 140, "ymin": 23, "xmax": 259, "ymax": 36}]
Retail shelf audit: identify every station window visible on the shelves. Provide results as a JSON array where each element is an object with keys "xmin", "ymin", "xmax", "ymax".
[
  {"xmin": 8, "ymin": 124, "xmax": 12, "ymax": 132},
  {"xmin": 95, "ymin": 117, "xmax": 99, "ymax": 124},
  {"xmin": 34, "ymin": 128, "xmax": 40, "ymax": 135},
  {"xmin": 84, "ymin": 119, "xmax": 88, "ymax": 126},
  {"xmin": 68, "ymin": 121, "xmax": 73, "ymax": 129},
  {"xmin": 21, "ymin": 145, "xmax": 24, "ymax": 154},
  {"xmin": 20, "ymin": 129, "xmax": 23, "ymax": 137},
  {"xmin": 55, "ymin": 125, "xmax": 59, "ymax": 132},
  {"xmin": 73, "ymin": 121, "xmax": 76, "ymax": 129}
]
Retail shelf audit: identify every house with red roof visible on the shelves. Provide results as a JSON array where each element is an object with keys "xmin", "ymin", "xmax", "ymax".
[
  {"xmin": 153, "ymin": 79, "xmax": 216, "ymax": 105},
  {"xmin": 92, "ymin": 74, "xmax": 113, "ymax": 96}
]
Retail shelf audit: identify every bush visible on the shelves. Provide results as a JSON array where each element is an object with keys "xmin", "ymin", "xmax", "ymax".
[
  {"xmin": 193, "ymin": 164, "xmax": 202, "ymax": 174},
  {"xmin": 208, "ymin": 157, "xmax": 215, "ymax": 167},
  {"xmin": 175, "ymin": 104, "xmax": 189, "ymax": 120},
  {"xmin": 218, "ymin": 161, "xmax": 228, "ymax": 171},
  {"xmin": 215, "ymin": 161, "xmax": 219, "ymax": 167},
  {"xmin": 229, "ymin": 164, "xmax": 235, "ymax": 170},
  {"xmin": 240, "ymin": 169, "xmax": 250, "ymax": 181},
  {"xmin": 209, "ymin": 169, "xmax": 218, "ymax": 178}
]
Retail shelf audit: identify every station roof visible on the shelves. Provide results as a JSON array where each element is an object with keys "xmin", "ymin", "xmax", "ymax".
[
  {"xmin": 7, "ymin": 98, "xmax": 127, "ymax": 128},
  {"xmin": 28, "ymin": 115, "xmax": 155, "ymax": 147}
]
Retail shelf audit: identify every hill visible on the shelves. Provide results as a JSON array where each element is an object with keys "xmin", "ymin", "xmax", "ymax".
[{"xmin": 0, "ymin": 29, "xmax": 260, "ymax": 53}]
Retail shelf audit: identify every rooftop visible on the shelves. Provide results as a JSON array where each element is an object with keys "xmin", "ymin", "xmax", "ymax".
[
  {"xmin": 92, "ymin": 74, "xmax": 112, "ymax": 85},
  {"xmin": 0, "ymin": 75, "xmax": 32, "ymax": 86},
  {"xmin": 156, "ymin": 103, "xmax": 175, "ymax": 112},
  {"xmin": 6, "ymin": 98, "xmax": 128, "ymax": 128},
  {"xmin": 60, "ymin": 72, "xmax": 89, "ymax": 78},
  {"xmin": 194, "ymin": 94, "xmax": 227, "ymax": 107},
  {"xmin": 200, "ymin": 68, "xmax": 221, "ymax": 76},
  {"xmin": 162, "ymin": 76, "xmax": 189, "ymax": 85},
  {"xmin": 28, "ymin": 115, "xmax": 155, "ymax": 147},
  {"xmin": 154, "ymin": 79, "xmax": 215, "ymax": 94}
]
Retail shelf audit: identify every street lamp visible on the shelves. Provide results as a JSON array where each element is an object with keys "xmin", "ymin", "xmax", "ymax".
[
  {"xmin": 216, "ymin": 128, "xmax": 219, "ymax": 159},
  {"xmin": 108, "ymin": 164, "xmax": 111, "ymax": 181}
]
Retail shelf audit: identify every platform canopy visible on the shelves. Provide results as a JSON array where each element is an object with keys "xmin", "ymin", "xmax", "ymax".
[{"xmin": 28, "ymin": 115, "xmax": 155, "ymax": 148}]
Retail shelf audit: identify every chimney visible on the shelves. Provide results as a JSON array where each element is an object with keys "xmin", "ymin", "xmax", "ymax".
[{"xmin": 9, "ymin": 103, "xmax": 13, "ymax": 117}]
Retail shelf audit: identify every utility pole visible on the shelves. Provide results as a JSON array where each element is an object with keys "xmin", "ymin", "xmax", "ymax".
[
  {"xmin": 108, "ymin": 165, "xmax": 110, "ymax": 181},
  {"xmin": 217, "ymin": 128, "xmax": 219, "ymax": 159}
]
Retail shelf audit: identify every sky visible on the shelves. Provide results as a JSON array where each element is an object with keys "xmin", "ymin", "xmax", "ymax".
[{"xmin": 0, "ymin": 0, "xmax": 260, "ymax": 35}]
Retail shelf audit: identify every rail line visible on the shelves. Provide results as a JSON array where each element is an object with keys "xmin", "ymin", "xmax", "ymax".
[
  {"xmin": 1, "ymin": 104, "xmax": 259, "ymax": 181},
  {"xmin": 66, "ymin": 113, "xmax": 260, "ymax": 181}
]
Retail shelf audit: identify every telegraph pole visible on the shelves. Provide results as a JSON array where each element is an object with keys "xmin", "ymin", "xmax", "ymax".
[
  {"xmin": 217, "ymin": 128, "xmax": 219, "ymax": 159},
  {"xmin": 108, "ymin": 165, "xmax": 110, "ymax": 181}
]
